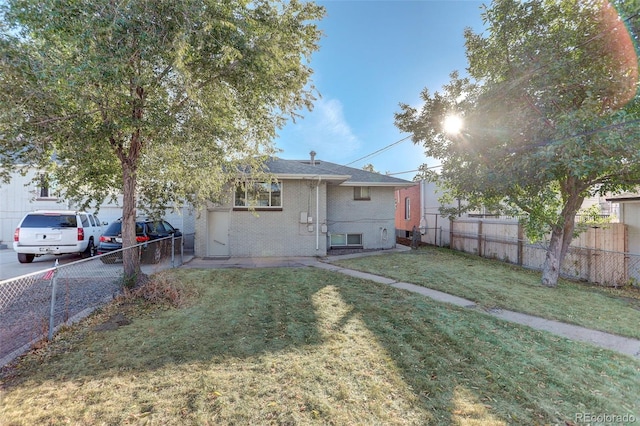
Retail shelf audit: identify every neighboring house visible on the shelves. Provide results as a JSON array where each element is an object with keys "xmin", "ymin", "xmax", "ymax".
[
  {"xmin": 582, "ymin": 193, "xmax": 617, "ymax": 217},
  {"xmin": 394, "ymin": 180, "xmax": 457, "ymax": 247},
  {"xmin": 0, "ymin": 168, "xmax": 65, "ymax": 249},
  {"xmin": 395, "ymin": 182, "xmax": 421, "ymax": 237},
  {"xmin": 194, "ymin": 153, "xmax": 415, "ymax": 258},
  {"xmin": 0, "ymin": 168, "xmax": 195, "ymax": 249},
  {"xmin": 606, "ymin": 193, "xmax": 640, "ymax": 254},
  {"xmin": 395, "ymin": 179, "xmax": 621, "ymax": 249}
]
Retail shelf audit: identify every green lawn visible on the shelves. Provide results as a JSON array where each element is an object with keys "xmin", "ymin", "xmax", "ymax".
[
  {"xmin": 1, "ymin": 267, "xmax": 639, "ymax": 425},
  {"xmin": 332, "ymin": 246, "xmax": 640, "ymax": 340}
]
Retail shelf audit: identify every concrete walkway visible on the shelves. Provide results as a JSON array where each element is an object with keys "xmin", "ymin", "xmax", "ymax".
[{"xmin": 182, "ymin": 248, "xmax": 640, "ymax": 358}]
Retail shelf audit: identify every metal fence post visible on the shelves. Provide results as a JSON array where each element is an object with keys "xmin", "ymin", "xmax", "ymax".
[
  {"xmin": 48, "ymin": 259, "xmax": 59, "ymax": 341},
  {"xmin": 171, "ymin": 235, "xmax": 176, "ymax": 268}
]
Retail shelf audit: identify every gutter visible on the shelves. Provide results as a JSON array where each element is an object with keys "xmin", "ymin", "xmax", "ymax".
[{"xmin": 316, "ymin": 176, "xmax": 321, "ymax": 251}]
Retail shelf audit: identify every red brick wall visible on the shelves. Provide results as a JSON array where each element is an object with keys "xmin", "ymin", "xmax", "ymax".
[{"xmin": 395, "ymin": 183, "xmax": 421, "ymax": 235}]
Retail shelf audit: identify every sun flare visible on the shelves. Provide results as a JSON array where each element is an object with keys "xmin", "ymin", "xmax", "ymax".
[{"xmin": 443, "ymin": 114, "xmax": 463, "ymax": 134}]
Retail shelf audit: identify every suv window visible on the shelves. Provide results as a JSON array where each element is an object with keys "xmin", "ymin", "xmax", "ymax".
[
  {"xmin": 151, "ymin": 221, "xmax": 166, "ymax": 235},
  {"xmin": 163, "ymin": 221, "xmax": 176, "ymax": 233},
  {"xmin": 80, "ymin": 214, "xmax": 90, "ymax": 227},
  {"xmin": 21, "ymin": 214, "xmax": 77, "ymax": 228}
]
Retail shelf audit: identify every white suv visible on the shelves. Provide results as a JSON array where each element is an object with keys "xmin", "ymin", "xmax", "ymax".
[{"xmin": 13, "ymin": 210, "xmax": 104, "ymax": 263}]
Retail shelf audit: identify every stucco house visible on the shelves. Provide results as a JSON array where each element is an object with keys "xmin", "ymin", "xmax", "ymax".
[{"xmin": 195, "ymin": 153, "xmax": 414, "ymax": 258}]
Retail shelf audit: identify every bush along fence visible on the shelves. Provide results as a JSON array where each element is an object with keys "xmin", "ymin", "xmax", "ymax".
[
  {"xmin": 449, "ymin": 219, "xmax": 639, "ymax": 287},
  {"xmin": 0, "ymin": 234, "xmax": 192, "ymax": 368}
]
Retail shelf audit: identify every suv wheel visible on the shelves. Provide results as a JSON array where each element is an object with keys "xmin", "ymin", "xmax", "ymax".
[
  {"xmin": 18, "ymin": 253, "xmax": 35, "ymax": 264},
  {"xmin": 83, "ymin": 239, "xmax": 96, "ymax": 258}
]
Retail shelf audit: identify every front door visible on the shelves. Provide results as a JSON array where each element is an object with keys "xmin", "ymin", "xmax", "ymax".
[{"xmin": 207, "ymin": 210, "xmax": 230, "ymax": 257}]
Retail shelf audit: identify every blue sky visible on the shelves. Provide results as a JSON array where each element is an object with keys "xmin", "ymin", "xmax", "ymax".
[{"xmin": 275, "ymin": 0, "xmax": 486, "ymax": 180}]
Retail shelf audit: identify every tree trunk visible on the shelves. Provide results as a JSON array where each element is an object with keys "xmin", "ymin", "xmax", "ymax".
[
  {"xmin": 541, "ymin": 227, "xmax": 562, "ymax": 287},
  {"xmin": 121, "ymin": 159, "xmax": 140, "ymax": 283},
  {"xmin": 541, "ymin": 190, "xmax": 584, "ymax": 287},
  {"xmin": 121, "ymin": 74, "xmax": 145, "ymax": 285}
]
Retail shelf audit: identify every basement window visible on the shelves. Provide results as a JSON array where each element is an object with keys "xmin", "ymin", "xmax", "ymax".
[{"xmin": 330, "ymin": 233, "xmax": 362, "ymax": 247}]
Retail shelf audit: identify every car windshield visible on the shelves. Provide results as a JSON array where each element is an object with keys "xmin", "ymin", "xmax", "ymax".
[{"xmin": 21, "ymin": 214, "xmax": 77, "ymax": 228}]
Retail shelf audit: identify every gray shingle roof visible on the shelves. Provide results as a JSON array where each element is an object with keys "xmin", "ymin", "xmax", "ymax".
[{"xmin": 262, "ymin": 157, "xmax": 414, "ymax": 186}]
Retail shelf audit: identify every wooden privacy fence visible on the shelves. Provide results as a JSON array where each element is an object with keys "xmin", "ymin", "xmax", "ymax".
[{"xmin": 450, "ymin": 219, "xmax": 635, "ymax": 286}]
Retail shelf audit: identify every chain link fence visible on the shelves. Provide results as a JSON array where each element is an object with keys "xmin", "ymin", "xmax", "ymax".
[
  {"xmin": 0, "ymin": 234, "xmax": 192, "ymax": 367},
  {"xmin": 524, "ymin": 242, "xmax": 640, "ymax": 287}
]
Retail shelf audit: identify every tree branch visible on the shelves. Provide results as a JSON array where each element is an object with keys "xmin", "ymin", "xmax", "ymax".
[{"xmin": 30, "ymin": 110, "xmax": 101, "ymax": 126}]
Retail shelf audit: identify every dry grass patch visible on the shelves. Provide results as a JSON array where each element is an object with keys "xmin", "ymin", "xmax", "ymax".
[{"xmin": 125, "ymin": 270, "xmax": 199, "ymax": 308}]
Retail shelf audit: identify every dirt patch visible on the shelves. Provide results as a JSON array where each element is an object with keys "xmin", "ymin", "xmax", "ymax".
[
  {"xmin": 396, "ymin": 236, "xmax": 428, "ymax": 247},
  {"xmin": 327, "ymin": 248, "xmax": 383, "ymax": 256},
  {"xmin": 93, "ymin": 312, "xmax": 132, "ymax": 332}
]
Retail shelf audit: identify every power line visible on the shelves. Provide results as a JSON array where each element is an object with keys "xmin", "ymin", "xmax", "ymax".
[
  {"xmin": 344, "ymin": 135, "xmax": 411, "ymax": 166},
  {"xmin": 385, "ymin": 164, "xmax": 442, "ymax": 177},
  {"xmin": 385, "ymin": 169, "xmax": 419, "ymax": 176}
]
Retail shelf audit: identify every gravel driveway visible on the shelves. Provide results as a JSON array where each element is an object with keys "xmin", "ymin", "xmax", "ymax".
[{"xmin": 0, "ymin": 271, "xmax": 123, "ymax": 366}]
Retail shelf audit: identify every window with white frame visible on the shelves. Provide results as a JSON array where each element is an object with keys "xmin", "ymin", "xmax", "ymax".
[
  {"xmin": 330, "ymin": 233, "xmax": 362, "ymax": 247},
  {"xmin": 36, "ymin": 173, "xmax": 57, "ymax": 199},
  {"xmin": 405, "ymin": 197, "xmax": 411, "ymax": 220},
  {"xmin": 353, "ymin": 186, "xmax": 370, "ymax": 200},
  {"xmin": 234, "ymin": 182, "xmax": 282, "ymax": 208}
]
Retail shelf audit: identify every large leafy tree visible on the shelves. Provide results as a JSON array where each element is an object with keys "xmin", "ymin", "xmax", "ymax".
[
  {"xmin": 396, "ymin": 0, "xmax": 640, "ymax": 286},
  {"xmin": 0, "ymin": 0, "xmax": 324, "ymax": 280}
]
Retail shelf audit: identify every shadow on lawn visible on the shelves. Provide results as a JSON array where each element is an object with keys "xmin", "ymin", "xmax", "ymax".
[{"xmin": 9, "ymin": 267, "xmax": 639, "ymax": 424}]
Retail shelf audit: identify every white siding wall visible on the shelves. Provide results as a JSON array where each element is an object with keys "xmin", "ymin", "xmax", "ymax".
[
  {"xmin": 419, "ymin": 180, "xmax": 454, "ymax": 247},
  {"xmin": 0, "ymin": 169, "xmax": 195, "ymax": 248},
  {"xmin": 97, "ymin": 195, "xmax": 196, "ymax": 238},
  {"xmin": 0, "ymin": 170, "xmax": 69, "ymax": 247},
  {"xmin": 327, "ymin": 185, "xmax": 397, "ymax": 250},
  {"xmin": 621, "ymin": 202, "xmax": 640, "ymax": 255}
]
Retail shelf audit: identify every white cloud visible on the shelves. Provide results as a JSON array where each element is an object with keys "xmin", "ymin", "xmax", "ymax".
[{"xmin": 278, "ymin": 97, "xmax": 361, "ymax": 162}]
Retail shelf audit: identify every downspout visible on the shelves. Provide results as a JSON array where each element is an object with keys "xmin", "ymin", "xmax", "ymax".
[
  {"xmin": 420, "ymin": 180, "xmax": 426, "ymax": 226},
  {"xmin": 419, "ymin": 180, "xmax": 427, "ymax": 240},
  {"xmin": 316, "ymin": 176, "xmax": 321, "ymax": 251}
]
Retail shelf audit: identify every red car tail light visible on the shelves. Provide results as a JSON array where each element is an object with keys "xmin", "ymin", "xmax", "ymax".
[
  {"xmin": 14, "ymin": 228, "xmax": 20, "ymax": 241},
  {"xmin": 78, "ymin": 228, "xmax": 85, "ymax": 241},
  {"xmin": 99, "ymin": 235, "xmax": 109, "ymax": 242},
  {"xmin": 136, "ymin": 236, "xmax": 150, "ymax": 243}
]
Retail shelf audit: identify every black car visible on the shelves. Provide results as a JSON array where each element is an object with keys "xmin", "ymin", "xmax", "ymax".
[{"xmin": 97, "ymin": 218, "xmax": 182, "ymax": 264}]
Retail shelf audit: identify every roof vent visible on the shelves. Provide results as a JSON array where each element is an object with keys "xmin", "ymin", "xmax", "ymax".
[{"xmin": 310, "ymin": 150, "xmax": 316, "ymax": 166}]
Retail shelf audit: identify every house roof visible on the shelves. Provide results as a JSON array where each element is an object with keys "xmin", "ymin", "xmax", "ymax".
[
  {"xmin": 262, "ymin": 157, "xmax": 415, "ymax": 187},
  {"xmin": 605, "ymin": 192, "xmax": 640, "ymax": 202}
]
